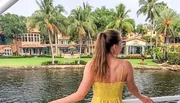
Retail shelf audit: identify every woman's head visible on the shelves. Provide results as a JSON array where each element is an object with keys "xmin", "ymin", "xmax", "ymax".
[{"xmin": 92, "ymin": 29, "xmax": 123, "ymax": 81}]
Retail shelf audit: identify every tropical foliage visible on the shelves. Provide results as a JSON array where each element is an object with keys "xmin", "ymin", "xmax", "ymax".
[
  {"xmin": 28, "ymin": 0, "xmax": 66, "ymax": 64},
  {"xmin": 0, "ymin": 13, "xmax": 27, "ymax": 54},
  {"xmin": 92, "ymin": 6, "xmax": 116, "ymax": 32},
  {"xmin": 137, "ymin": 0, "xmax": 166, "ymax": 49},
  {"xmin": 106, "ymin": 3, "xmax": 134, "ymax": 37},
  {"xmin": 1, "ymin": 0, "xmax": 180, "ymax": 65},
  {"xmin": 136, "ymin": 24, "xmax": 148, "ymax": 35},
  {"xmin": 0, "ymin": 13, "xmax": 27, "ymax": 42}
]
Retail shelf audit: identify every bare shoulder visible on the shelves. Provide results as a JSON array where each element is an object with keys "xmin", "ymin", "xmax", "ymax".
[
  {"xmin": 84, "ymin": 61, "xmax": 94, "ymax": 73},
  {"xmin": 85, "ymin": 61, "xmax": 93, "ymax": 69},
  {"xmin": 85, "ymin": 61, "xmax": 92, "ymax": 67},
  {"xmin": 119, "ymin": 59, "xmax": 133, "ymax": 72}
]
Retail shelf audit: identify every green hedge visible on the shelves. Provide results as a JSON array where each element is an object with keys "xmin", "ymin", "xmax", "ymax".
[
  {"xmin": 0, "ymin": 55, "xmax": 62, "ymax": 59},
  {"xmin": 118, "ymin": 54, "xmax": 152, "ymax": 59},
  {"xmin": 168, "ymin": 52, "xmax": 180, "ymax": 65},
  {"xmin": 81, "ymin": 55, "xmax": 92, "ymax": 58},
  {"xmin": 41, "ymin": 60, "xmax": 59, "ymax": 65},
  {"xmin": 0, "ymin": 55, "xmax": 34, "ymax": 58},
  {"xmin": 74, "ymin": 60, "xmax": 87, "ymax": 65},
  {"xmin": 155, "ymin": 52, "xmax": 165, "ymax": 63},
  {"xmin": 41, "ymin": 60, "xmax": 87, "ymax": 65}
]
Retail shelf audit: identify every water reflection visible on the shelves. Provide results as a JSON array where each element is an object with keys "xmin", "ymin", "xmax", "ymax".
[{"xmin": 0, "ymin": 69, "xmax": 179, "ymax": 103}]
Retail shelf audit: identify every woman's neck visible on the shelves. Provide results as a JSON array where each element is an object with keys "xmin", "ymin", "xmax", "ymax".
[{"xmin": 107, "ymin": 53, "xmax": 117, "ymax": 62}]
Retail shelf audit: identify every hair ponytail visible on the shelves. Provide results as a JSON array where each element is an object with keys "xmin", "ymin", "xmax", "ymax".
[
  {"xmin": 92, "ymin": 32, "xmax": 108, "ymax": 81},
  {"xmin": 91, "ymin": 29, "xmax": 121, "ymax": 82}
]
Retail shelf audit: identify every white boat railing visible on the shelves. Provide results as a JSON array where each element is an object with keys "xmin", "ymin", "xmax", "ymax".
[
  {"xmin": 0, "ymin": 0, "xmax": 19, "ymax": 14},
  {"xmin": 123, "ymin": 95, "xmax": 180, "ymax": 103}
]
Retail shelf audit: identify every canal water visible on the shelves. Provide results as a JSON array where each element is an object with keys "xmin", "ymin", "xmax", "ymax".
[{"xmin": 0, "ymin": 69, "xmax": 180, "ymax": 103}]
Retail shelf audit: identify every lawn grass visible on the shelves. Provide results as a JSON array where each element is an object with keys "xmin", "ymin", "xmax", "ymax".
[
  {"xmin": 127, "ymin": 59, "xmax": 158, "ymax": 66},
  {"xmin": 0, "ymin": 57, "xmax": 157, "ymax": 66}
]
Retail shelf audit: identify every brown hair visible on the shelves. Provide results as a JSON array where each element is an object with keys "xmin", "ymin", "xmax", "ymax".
[{"xmin": 91, "ymin": 29, "xmax": 122, "ymax": 81}]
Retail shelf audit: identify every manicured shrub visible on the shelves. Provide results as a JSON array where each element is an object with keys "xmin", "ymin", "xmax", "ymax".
[
  {"xmin": 41, "ymin": 60, "xmax": 59, "ymax": 65},
  {"xmin": 117, "ymin": 54, "xmax": 152, "ymax": 59},
  {"xmin": 75, "ymin": 60, "xmax": 87, "ymax": 65},
  {"xmin": 41, "ymin": 60, "xmax": 87, "ymax": 65},
  {"xmin": 0, "ymin": 55, "xmax": 34, "ymax": 58},
  {"xmin": 127, "ymin": 54, "xmax": 142, "ymax": 59},
  {"xmin": 176, "ymin": 46, "xmax": 180, "ymax": 52},
  {"xmin": 155, "ymin": 52, "xmax": 166, "ymax": 63},
  {"xmin": 0, "ymin": 55, "xmax": 62, "ymax": 58},
  {"xmin": 168, "ymin": 52, "xmax": 180, "ymax": 65},
  {"xmin": 81, "ymin": 55, "xmax": 92, "ymax": 58}
]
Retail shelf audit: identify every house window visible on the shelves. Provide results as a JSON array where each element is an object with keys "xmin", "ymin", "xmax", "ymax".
[
  {"xmin": 34, "ymin": 34, "xmax": 37, "ymax": 42},
  {"xmin": 23, "ymin": 48, "xmax": 26, "ymax": 53},
  {"xmin": 30, "ymin": 34, "xmax": 33, "ymax": 42},
  {"xmin": 37, "ymin": 35, "xmax": 40, "ymax": 42},
  {"xmin": 24, "ymin": 35, "xmax": 27, "ymax": 42},
  {"xmin": 22, "ymin": 34, "xmax": 28, "ymax": 42},
  {"xmin": 83, "ymin": 41, "xmax": 86, "ymax": 44},
  {"xmin": 75, "ymin": 41, "xmax": 79, "ymax": 44},
  {"xmin": 26, "ymin": 48, "xmax": 29, "ymax": 53},
  {"xmin": 28, "ymin": 34, "xmax": 31, "ymax": 42},
  {"xmin": 4, "ymin": 49, "xmax": 12, "ymax": 56},
  {"xmin": 33, "ymin": 48, "xmax": 36, "ymax": 54}
]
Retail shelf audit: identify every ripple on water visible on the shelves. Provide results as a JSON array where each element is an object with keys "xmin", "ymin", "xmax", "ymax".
[{"xmin": 0, "ymin": 69, "xmax": 180, "ymax": 102}]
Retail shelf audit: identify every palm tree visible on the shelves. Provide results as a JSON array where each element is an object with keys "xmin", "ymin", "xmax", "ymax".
[
  {"xmin": 81, "ymin": 3, "xmax": 97, "ymax": 55},
  {"xmin": 51, "ymin": 5, "xmax": 67, "ymax": 56},
  {"xmin": 29, "ymin": 0, "xmax": 65, "ymax": 64},
  {"xmin": 106, "ymin": 3, "xmax": 133, "ymax": 35},
  {"xmin": 155, "ymin": 8, "xmax": 177, "ymax": 59},
  {"xmin": 68, "ymin": 3, "xmax": 96, "ymax": 64},
  {"xmin": 68, "ymin": 7, "xmax": 86, "ymax": 64},
  {"xmin": 137, "ymin": 0, "xmax": 166, "ymax": 48},
  {"xmin": 172, "ymin": 17, "xmax": 180, "ymax": 52}
]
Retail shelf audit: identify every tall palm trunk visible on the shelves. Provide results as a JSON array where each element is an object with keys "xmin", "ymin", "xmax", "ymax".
[
  {"xmin": 48, "ymin": 30, "xmax": 55, "ymax": 64},
  {"xmin": 88, "ymin": 39, "xmax": 90, "ymax": 55},
  {"xmin": 150, "ymin": 23, "xmax": 153, "ymax": 49},
  {"xmin": 164, "ymin": 26, "xmax": 168, "ymax": 60},
  {"xmin": 88, "ymin": 31, "xmax": 91, "ymax": 55},
  {"xmin": 173, "ymin": 36, "xmax": 176, "ymax": 52},
  {"xmin": 155, "ymin": 34, "xmax": 158, "ymax": 47},
  {"xmin": 91, "ymin": 39, "xmax": 93, "ymax": 54},
  {"xmin": 78, "ymin": 40, "xmax": 82, "ymax": 65},
  {"xmin": 55, "ymin": 33, "xmax": 58, "ymax": 56},
  {"xmin": 150, "ymin": 11, "xmax": 154, "ymax": 50},
  {"xmin": 151, "ymin": 21, "xmax": 156, "ymax": 61}
]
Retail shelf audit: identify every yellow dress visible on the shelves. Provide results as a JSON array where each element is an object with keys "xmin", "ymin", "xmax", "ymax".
[
  {"xmin": 91, "ymin": 64, "xmax": 125, "ymax": 103},
  {"xmin": 91, "ymin": 82, "xmax": 124, "ymax": 103}
]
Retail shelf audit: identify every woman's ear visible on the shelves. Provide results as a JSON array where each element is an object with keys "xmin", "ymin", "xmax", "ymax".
[{"xmin": 112, "ymin": 44, "xmax": 116, "ymax": 50}]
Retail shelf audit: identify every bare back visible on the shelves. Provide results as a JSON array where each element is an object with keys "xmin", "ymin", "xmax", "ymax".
[{"xmin": 94, "ymin": 58, "xmax": 128, "ymax": 83}]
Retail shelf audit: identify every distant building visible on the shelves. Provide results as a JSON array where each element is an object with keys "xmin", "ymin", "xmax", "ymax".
[{"xmin": 0, "ymin": 28, "xmax": 180, "ymax": 56}]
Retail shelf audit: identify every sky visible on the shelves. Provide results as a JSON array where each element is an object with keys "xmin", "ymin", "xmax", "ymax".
[{"xmin": 1, "ymin": 0, "xmax": 179, "ymax": 25}]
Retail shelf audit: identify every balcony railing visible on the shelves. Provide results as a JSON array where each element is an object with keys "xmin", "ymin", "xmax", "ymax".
[{"xmin": 123, "ymin": 95, "xmax": 180, "ymax": 103}]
